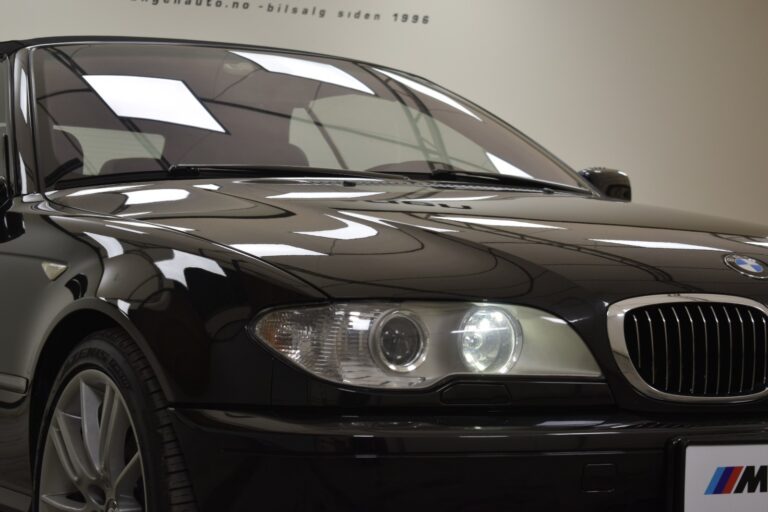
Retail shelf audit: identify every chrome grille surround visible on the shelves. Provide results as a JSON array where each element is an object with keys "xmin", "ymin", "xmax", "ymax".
[{"xmin": 608, "ymin": 294, "xmax": 768, "ymax": 403}]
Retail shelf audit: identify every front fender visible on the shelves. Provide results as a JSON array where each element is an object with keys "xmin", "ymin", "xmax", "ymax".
[{"xmin": 43, "ymin": 213, "xmax": 326, "ymax": 405}]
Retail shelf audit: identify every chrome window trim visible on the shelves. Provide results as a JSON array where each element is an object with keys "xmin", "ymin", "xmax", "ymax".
[{"xmin": 608, "ymin": 294, "xmax": 768, "ymax": 404}]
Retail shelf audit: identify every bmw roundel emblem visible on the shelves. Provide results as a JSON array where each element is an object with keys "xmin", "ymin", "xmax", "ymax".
[{"xmin": 724, "ymin": 254, "xmax": 768, "ymax": 279}]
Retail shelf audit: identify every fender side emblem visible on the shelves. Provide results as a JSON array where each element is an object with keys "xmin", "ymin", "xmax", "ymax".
[{"xmin": 41, "ymin": 261, "xmax": 68, "ymax": 281}]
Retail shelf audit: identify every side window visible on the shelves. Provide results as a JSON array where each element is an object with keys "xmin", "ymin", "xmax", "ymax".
[{"xmin": 0, "ymin": 58, "xmax": 8, "ymax": 182}]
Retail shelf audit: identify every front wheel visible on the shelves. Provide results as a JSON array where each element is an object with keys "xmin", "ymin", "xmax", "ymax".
[{"xmin": 34, "ymin": 329, "xmax": 196, "ymax": 512}]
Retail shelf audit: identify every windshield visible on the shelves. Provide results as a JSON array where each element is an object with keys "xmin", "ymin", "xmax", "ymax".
[{"xmin": 31, "ymin": 43, "xmax": 586, "ymax": 190}]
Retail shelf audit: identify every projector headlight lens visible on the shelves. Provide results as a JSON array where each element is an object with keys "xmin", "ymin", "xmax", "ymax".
[
  {"xmin": 459, "ymin": 308, "xmax": 522, "ymax": 373},
  {"xmin": 374, "ymin": 312, "xmax": 427, "ymax": 372},
  {"xmin": 250, "ymin": 302, "xmax": 601, "ymax": 389}
]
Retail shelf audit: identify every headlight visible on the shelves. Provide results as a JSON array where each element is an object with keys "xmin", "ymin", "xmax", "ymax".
[
  {"xmin": 250, "ymin": 302, "xmax": 601, "ymax": 389},
  {"xmin": 373, "ymin": 311, "xmax": 427, "ymax": 372},
  {"xmin": 459, "ymin": 308, "xmax": 522, "ymax": 373}
]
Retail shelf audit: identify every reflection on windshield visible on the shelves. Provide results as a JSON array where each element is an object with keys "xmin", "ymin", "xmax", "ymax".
[
  {"xmin": 232, "ymin": 51, "xmax": 374, "ymax": 95},
  {"xmin": 84, "ymin": 75, "xmax": 225, "ymax": 132},
  {"xmin": 373, "ymin": 68, "xmax": 481, "ymax": 121},
  {"xmin": 487, "ymin": 153, "xmax": 533, "ymax": 179}
]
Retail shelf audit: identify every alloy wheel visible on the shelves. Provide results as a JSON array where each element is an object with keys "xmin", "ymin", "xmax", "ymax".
[{"xmin": 39, "ymin": 369, "xmax": 147, "ymax": 512}]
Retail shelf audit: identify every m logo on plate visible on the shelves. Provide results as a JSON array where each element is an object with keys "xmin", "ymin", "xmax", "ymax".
[{"xmin": 706, "ymin": 466, "xmax": 768, "ymax": 495}]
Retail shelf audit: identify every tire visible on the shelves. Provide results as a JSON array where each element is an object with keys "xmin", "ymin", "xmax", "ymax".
[{"xmin": 33, "ymin": 328, "xmax": 197, "ymax": 512}]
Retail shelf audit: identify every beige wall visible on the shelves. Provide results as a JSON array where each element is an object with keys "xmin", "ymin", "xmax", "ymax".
[{"xmin": 4, "ymin": 0, "xmax": 768, "ymax": 221}]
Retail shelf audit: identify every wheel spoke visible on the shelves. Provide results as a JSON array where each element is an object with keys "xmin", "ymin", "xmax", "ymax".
[
  {"xmin": 80, "ymin": 380, "xmax": 102, "ymax": 473},
  {"xmin": 52, "ymin": 410, "xmax": 95, "ymax": 482},
  {"xmin": 48, "ymin": 418, "xmax": 80, "ymax": 485},
  {"xmin": 98, "ymin": 385, "xmax": 120, "ymax": 473},
  {"xmin": 114, "ymin": 452, "xmax": 142, "ymax": 497},
  {"xmin": 40, "ymin": 493, "xmax": 87, "ymax": 511}
]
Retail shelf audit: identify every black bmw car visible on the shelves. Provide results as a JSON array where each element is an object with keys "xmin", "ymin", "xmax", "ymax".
[{"xmin": 0, "ymin": 36, "xmax": 767, "ymax": 512}]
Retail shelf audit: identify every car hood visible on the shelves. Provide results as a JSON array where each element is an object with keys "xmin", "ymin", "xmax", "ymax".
[{"xmin": 50, "ymin": 178, "xmax": 768, "ymax": 310}]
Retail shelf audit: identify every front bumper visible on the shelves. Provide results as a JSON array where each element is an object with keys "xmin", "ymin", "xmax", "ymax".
[{"xmin": 171, "ymin": 408, "xmax": 768, "ymax": 512}]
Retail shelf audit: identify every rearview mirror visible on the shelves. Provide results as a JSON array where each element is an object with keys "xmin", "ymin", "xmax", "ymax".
[{"xmin": 579, "ymin": 167, "xmax": 631, "ymax": 201}]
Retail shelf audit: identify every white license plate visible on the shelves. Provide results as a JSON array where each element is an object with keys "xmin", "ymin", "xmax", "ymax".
[{"xmin": 684, "ymin": 444, "xmax": 768, "ymax": 511}]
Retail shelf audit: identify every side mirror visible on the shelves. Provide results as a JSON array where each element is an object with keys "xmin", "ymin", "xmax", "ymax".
[
  {"xmin": 0, "ymin": 177, "xmax": 10, "ymax": 211},
  {"xmin": 579, "ymin": 167, "xmax": 631, "ymax": 201}
]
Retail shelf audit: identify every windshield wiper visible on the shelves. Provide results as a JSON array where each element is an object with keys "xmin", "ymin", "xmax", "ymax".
[
  {"xmin": 426, "ymin": 169, "xmax": 593, "ymax": 195},
  {"xmin": 366, "ymin": 161, "xmax": 592, "ymax": 195},
  {"xmin": 52, "ymin": 164, "xmax": 406, "ymax": 190},
  {"xmin": 167, "ymin": 164, "xmax": 404, "ymax": 181},
  {"xmin": 52, "ymin": 162, "xmax": 590, "ymax": 195}
]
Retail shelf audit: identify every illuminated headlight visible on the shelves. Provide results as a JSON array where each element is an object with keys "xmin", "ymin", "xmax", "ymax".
[
  {"xmin": 459, "ymin": 308, "xmax": 522, "ymax": 373},
  {"xmin": 250, "ymin": 302, "xmax": 601, "ymax": 389}
]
